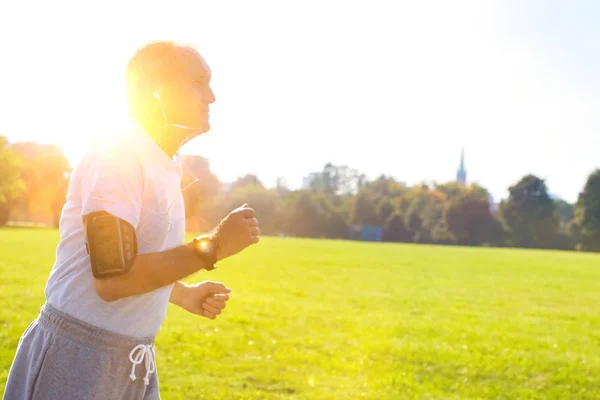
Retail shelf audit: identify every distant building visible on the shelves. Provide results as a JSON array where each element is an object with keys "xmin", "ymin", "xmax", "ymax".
[{"xmin": 456, "ymin": 147, "xmax": 467, "ymax": 184}]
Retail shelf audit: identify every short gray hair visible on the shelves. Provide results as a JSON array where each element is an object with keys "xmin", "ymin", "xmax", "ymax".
[{"xmin": 125, "ymin": 40, "xmax": 197, "ymax": 113}]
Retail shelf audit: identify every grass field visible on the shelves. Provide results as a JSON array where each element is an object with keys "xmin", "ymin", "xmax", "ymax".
[{"xmin": 1, "ymin": 228, "xmax": 599, "ymax": 399}]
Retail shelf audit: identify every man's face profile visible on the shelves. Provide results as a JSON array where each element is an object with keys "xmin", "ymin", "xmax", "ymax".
[{"xmin": 153, "ymin": 48, "xmax": 216, "ymax": 145}]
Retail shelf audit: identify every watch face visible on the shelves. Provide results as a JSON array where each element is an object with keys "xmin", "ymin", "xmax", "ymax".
[{"xmin": 196, "ymin": 237, "xmax": 216, "ymax": 254}]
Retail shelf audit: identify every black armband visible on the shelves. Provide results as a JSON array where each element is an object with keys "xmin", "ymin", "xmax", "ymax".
[{"xmin": 83, "ymin": 211, "xmax": 137, "ymax": 279}]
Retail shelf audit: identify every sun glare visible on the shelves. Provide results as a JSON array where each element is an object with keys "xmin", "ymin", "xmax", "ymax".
[{"xmin": 49, "ymin": 73, "xmax": 131, "ymax": 169}]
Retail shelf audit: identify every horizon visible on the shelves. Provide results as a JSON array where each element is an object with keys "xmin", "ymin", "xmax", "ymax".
[{"xmin": 1, "ymin": 1, "xmax": 599, "ymax": 203}]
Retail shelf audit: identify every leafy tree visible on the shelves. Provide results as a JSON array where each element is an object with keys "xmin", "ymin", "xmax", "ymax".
[
  {"xmin": 402, "ymin": 187, "xmax": 448, "ymax": 244},
  {"xmin": 310, "ymin": 163, "xmax": 366, "ymax": 195},
  {"xmin": 499, "ymin": 175, "xmax": 560, "ymax": 249},
  {"xmin": 275, "ymin": 177, "xmax": 289, "ymax": 195},
  {"xmin": 572, "ymin": 169, "xmax": 600, "ymax": 251},
  {"xmin": 221, "ymin": 184, "xmax": 280, "ymax": 235},
  {"xmin": 383, "ymin": 212, "xmax": 410, "ymax": 242},
  {"xmin": 436, "ymin": 182, "xmax": 467, "ymax": 199},
  {"xmin": 375, "ymin": 197, "xmax": 395, "ymax": 226},
  {"xmin": 230, "ymin": 174, "xmax": 263, "ymax": 191},
  {"xmin": 10, "ymin": 141, "xmax": 69, "ymax": 227},
  {"xmin": 364, "ymin": 175, "xmax": 405, "ymax": 204},
  {"xmin": 180, "ymin": 155, "xmax": 221, "ymax": 231},
  {"xmin": 444, "ymin": 187, "xmax": 498, "ymax": 246},
  {"xmin": 351, "ymin": 191, "xmax": 379, "ymax": 226},
  {"xmin": 554, "ymin": 199, "xmax": 575, "ymax": 224},
  {"xmin": 0, "ymin": 137, "xmax": 26, "ymax": 225},
  {"xmin": 325, "ymin": 210, "xmax": 350, "ymax": 239},
  {"xmin": 288, "ymin": 191, "xmax": 323, "ymax": 237}
]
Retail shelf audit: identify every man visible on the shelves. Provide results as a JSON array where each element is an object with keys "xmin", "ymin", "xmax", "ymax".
[{"xmin": 3, "ymin": 41, "xmax": 259, "ymax": 399}]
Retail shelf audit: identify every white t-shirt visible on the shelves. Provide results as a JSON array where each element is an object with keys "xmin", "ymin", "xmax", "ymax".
[{"xmin": 45, "ymin": 119, "xmax": 186, "ymax": 338}]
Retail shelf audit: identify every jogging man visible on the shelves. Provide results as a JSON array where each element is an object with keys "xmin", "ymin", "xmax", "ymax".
[{"xmin": 3, "ymin": 41, "xmax": 260, "ymax": 399}]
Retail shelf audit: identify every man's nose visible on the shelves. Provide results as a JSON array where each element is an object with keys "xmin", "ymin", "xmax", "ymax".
[{"xmin": 207, "ymin": 87, "xmax": 216, "ymax": 104}]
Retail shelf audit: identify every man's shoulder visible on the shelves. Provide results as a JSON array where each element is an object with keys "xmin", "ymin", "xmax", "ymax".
[{"xmin": 76, "ymin": 124, "xmax": 143, "ymax": 177}]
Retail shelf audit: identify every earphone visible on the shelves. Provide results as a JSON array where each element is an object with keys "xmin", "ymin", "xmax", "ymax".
[{"xmin": 153, "ymin": 90, "xmax": 205, "ymax": 131}]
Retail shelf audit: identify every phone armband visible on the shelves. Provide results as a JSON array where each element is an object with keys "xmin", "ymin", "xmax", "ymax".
[{"xmin": 84, "ymin": 211, "xmax": 137, "ymax": 279}]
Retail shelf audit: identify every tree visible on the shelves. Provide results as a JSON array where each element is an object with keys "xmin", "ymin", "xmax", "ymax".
[
  {"xmin": 418, "ymin": 189, "xmax": 448, "ymax": 244},
  {"xmin": 499, "ymin": 175, "xmax": 561, "ymax": 249},
  {"xmin": 51, "ymin": 174, "xmax": 70, "ymax": 227},
  {"xmin": 180, "ymin": 155, "xmax": 221, "ymax": 231},
  {"xmin": 553, "ymin": 198, "xmax": 576, "ymax": 249},
  {"xmin": 9, "ymin": 141, "xmax": 69, "ymax": 227},
  {"xmin": 223, "ymin": 184, "xmax": 280, "ymax": 235},
  {"xmin": 362, "ymin": 175, "xmax": 405, "ymax": 204},
  {"xmin": 402, "ymin": 187, "xmax": 448, "ymax": 244},
  {"xmin": 230, "ymin": 174, "xmax": 263, "ymax": 191},
  {"xmin": 572, "ymin": 169, "xmax": 600, "ymax": 251},
  {"xmin": 309, "ymin": 163, "xmax": 366, "ymax": 195},
  {"xmin": 375, "ymin": 197, "xmax": 395, "ymax": 226},
  {"xmin": 275, "ymin": 177, "xmax": 289, "ymax": 195},
  {"xmin": 436, "ymin": 182, "xmax": 467, "ymax": 200},
  {"xmin": 350, "ymin": 191, "xmax": 379, "ymax": 226},
  {"xmin": 325, "ymin": 209, "xmax": 350, "ymax": 239},
  {"xmin": 383, "ymin": 212, "xmax": 410, "ymax": 242},
  {"xmin": 288, "ymin": 191, "xmax": 323, "ymax": 237},
  {"xmin": 404, "ymin": 203, "xmax": 422, "ymax": 241},
  {"xmin": 0, "ymin": 137, "xmax": 26, "ymax": 225},
  {"xmin": 444, "ymin": 188, "xmax": 500, "ymax": 246},
  {"xmin": 554, "ymin": 199, "xmax": 575, "ymax": 225},
  {"xmin": 404, "ymin": 188, "xmax": 427, "ymax": 241}
]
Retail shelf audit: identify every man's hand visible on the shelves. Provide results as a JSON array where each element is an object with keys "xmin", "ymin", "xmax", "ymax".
[
  {"xmin": 171, "ymin": 281, "xmax": 231, "ymax": 320},
  {"xmin": 213, "ymin": 203, "xmax": 260, "ymax": 260}
]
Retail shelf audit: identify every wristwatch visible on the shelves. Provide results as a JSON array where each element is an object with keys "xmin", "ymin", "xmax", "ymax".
[{"xmin": 192, "ymin": 235, "xmax": 218, "ymax": 271}]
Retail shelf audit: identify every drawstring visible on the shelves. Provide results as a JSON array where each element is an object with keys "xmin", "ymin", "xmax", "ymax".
[{"xmin": 129, "ymin": 344, "xmax": 156, "ymax": 385}]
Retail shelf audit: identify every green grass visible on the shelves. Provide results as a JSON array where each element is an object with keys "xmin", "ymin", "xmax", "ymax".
[{"xmin": 1, "ymin": 228, "xmax": 599, "ymax": 399}]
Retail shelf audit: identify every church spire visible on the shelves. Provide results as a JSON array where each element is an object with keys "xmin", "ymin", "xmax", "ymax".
[{"xmin": 457, "ymin": 147, "xmax": 467, "ymax": 184}]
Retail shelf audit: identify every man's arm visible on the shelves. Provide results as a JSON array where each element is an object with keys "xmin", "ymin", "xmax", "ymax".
[
  {"xmin": 95, "ymin": 242, "xmax": 207, "ymax": 302},
  {"xmin": 91, "ymin": 205, "xmax": 260, "ymax": 302}
]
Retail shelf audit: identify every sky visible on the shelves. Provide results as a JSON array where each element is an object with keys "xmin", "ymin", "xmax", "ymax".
[{"xmin": 0, "ymin": 0, "xmax": 598, "ymax": 203}]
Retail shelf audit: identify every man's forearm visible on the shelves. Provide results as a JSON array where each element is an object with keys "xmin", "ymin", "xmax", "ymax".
[{"xmin": 95, "ymin": 242, "xmax": 209, "ymax": 302}]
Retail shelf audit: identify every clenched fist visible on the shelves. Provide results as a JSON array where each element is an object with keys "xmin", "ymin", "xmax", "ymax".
[
  {"xmin": 212, "ymin": 203, "xmax": 260, "ymax": 260},
  {"xmin": 174, "ymin": 281, "xmax": 231, "ymax": 320}
]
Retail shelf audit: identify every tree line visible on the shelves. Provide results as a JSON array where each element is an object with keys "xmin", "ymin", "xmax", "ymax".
[
  {"xmin": 182, "ymin": 157, "xmax": 600, "ymax": 252},
  {"xmin": 2, "ymin": 136, "xmax": 600, "ymax": 252},
  {"xmin": 0, "ymin": 137, "xmax": 70, "ymax": 227}
]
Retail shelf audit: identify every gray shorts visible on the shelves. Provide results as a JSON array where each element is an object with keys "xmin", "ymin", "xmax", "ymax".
[{"xmin": 3, "ymin": 303, "xmax": 160, "ymax": 400}]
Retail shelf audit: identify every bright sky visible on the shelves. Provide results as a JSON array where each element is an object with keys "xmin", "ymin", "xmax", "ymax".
[{"xmin": 0, "ymin": 0, "xmax": 598, "ymax": 203}]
